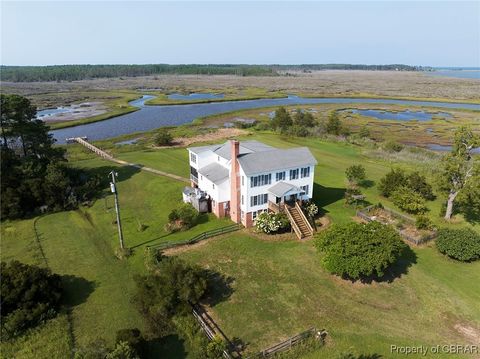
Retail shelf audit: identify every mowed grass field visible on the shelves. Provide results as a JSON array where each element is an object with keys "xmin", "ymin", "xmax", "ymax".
[
  {"xmin": 2, "ymin": 132, "xmax": 479, "ymax": 358},
  {"xmin": 179, "ymin": 234, "xmax": 480, "ymax": 358}
]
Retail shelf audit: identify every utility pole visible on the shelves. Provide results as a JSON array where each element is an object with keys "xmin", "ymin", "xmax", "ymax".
[{"xmin": 109, "ymin": 171, "xmax": 124, "ymax": 249}]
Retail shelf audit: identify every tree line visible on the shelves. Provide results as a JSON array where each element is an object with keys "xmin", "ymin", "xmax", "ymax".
[
  {"xmin": 1, "ymin": 63, "xmax": 422, "ymax": 82},
  {"xmin": 0, "ymin": 64, "xmax": 276, "ymax": 82}
]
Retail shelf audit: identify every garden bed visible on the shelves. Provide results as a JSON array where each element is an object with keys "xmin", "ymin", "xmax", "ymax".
[{"xmin": 357, "ymin": 205, "xmax": 436, "ymax": 245}]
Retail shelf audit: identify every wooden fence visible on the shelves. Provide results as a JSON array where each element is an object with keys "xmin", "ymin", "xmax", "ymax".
[
  {"xmin": 247, "ymin": 327, "xmax": 327, "ymax": 358},
  {"xmin": 192, "ymin": 305, "xmax": 236, "ymax": 359},
  {"xmin": 356, "ymin": 205, "xmax": 437, "ymax": 245},
  {"xmin": 147, "ymin": 223, "xmax": 242, "ymax": 251}
]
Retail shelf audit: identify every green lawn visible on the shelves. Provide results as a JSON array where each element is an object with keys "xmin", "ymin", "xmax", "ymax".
[
  {"xmin": 1, "ymin": 157, "xmax": 231, "ymax": 358},
  {"xmin": 179, "ymin": 233, "xmax": 480, "ymax": 358},
  {"xmin": 2, "ymin": 132, "xmax": 478, "ymax": 358}
]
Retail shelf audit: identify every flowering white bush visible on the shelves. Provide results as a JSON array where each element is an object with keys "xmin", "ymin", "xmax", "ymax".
[
  {"xmin": 305, "ymin": 203, "xmax": 318, "ymax": 217},
  {"xmin": 255, "ymin": 212, "xmax": 289, "ymax": 234}
]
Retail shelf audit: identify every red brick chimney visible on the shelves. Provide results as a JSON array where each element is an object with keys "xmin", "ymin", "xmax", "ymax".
[{"xmin": 230, "ymin": 140, "xmax": 241, "ymax": 224}]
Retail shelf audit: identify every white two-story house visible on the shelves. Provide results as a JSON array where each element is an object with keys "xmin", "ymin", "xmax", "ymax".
[{"xmin": 186, "ymin": 140, "xmax": 317, "ymax": 229}]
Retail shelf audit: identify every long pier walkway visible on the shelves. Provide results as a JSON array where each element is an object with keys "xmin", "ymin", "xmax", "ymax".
[{"xmin": 70, "ymin": 137, "xmax": 189, "ymax": 183}]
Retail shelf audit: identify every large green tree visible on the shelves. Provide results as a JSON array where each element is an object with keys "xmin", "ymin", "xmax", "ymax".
[
  {"xmin": 437, "ymin": 127, "xmax": 479, "ymax": 220},
  {"xmin": 271, "ymin": 107, "xmax": 293, "ymax": 133},
  {"xmin": 0, "ymin": 94, "xmax": 104, "ymax": 219}
]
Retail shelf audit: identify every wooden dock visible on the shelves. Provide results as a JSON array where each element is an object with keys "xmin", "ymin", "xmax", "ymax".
[{"xmin": 70, "ymin": 137, "xmax": 189, "ymax": 183}]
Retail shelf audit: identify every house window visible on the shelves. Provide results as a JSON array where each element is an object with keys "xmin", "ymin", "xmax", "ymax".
[
  {"xmin": 190, "ymin": 153, "xmax": 197, "ymax": 164},
  {"xmin": 250, "ymin": 174, "xmax": 272, "ymax": 188},
  {"xmin": 252, "ymin": 211, "xmax": 257, "ymax": 220},
  {"xmin": 212, "ymin": 184, "xmax": 215, "ymax": 189},
  {"xmin": 250, "ymin": 193, "xmax": 268, "ymax": 207},
  {"xmin": 217, "ymin": 156, "xmax": 220, "ymax": 161},
  {"xmin": 241, "ymin": 195, "xmax": 244, "ymax": 205},
  {"xmin": 301, "ymin": 167, "xmax": 310, "ymax": 178},
  {"xmin": 301, "ymin": 185, "xmax": 309, "ymax": 195},
  {"xmin": 289, "ymin": 168, "xmax": 299, "ymax": 180},
  {"xmin": 276, "ymin": 171, "xmax": 285, "ymax": 181},
  {"xmin": 242, "ymin": 176, "xmax": 244, "ymax": 186}
]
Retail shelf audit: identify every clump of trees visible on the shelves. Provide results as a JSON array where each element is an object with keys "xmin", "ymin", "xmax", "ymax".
[
  {"xmin": 1, "ymin": 261, "xmax": 63, "ymax": 339},
  {"xmin": 134, "ymin": 255, "xmax": 224, "ymax": 358},
  {"xmin": 315, "ymin": 221, "xmax": 407, "ymax": 280},
  {"xmin": 135, "ymin": 256, "xmax": 207, "ymax": 333},
  {"xmin": 270, "ymin": 107, "xmax": 317, "ymax": 137},
  {"xmin": 1, "ymin": 94, "xmax": 105, "ymax": 220},
  {"xmin": 436, "ymin": 126, "xmax": 479, "ymax": 220},
  {"xmin": 378, "ymin": 168, "xmax": 435, "ymax": 214},
  {"xmin": 436, "ymin": 228, "xmax": 480, "ymax": 262},
  {"xmin": 255, "ymin": 212, "xmax": 290, "ymax": 234},
  {"xmin": 165, "ymin": 203, "xmax": 200, "ymax": 232}
]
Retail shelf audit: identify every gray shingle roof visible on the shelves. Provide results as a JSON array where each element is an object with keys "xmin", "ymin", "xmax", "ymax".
[
  {"xmin": 238, "ymin": 147, "xmax": 317, "ymax": 175},
  {"xmin": 188, "ymin": 141, "xmax": 273, "ymax": 159},
  {"xmin": 268, "ymin": 182, "xmax": 304, "ymax": 197},
  {"xmin": 198, "ymin": 163, "xmax": 229, "ymax": 184}
]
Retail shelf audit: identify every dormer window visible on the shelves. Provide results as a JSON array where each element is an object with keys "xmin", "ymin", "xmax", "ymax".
[{"xmin": 190, "ymin": 153, "xmax": 197, "ymax": 164}]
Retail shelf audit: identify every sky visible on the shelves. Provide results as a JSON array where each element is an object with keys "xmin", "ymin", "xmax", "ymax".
[{"xmin": 1, "ymin": 1, "xmax": 479, "ymax": 67}]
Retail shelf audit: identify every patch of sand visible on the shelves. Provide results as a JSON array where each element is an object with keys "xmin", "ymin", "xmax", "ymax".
[
  {"xmin": 454, "ymin": 323, "xmax": 480, "ymax": 344},
  {"xmin": 153, "ymin": 128, "xmax": 249, "ymax": 149}
]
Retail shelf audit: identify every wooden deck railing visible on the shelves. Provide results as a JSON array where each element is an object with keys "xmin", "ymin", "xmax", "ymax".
[
  {"xmin": 285, "ymin": 206, "xmax": 303, "ymax": 240},
  {"xmin": 295, "ymin": 202, "xmax": 314, "ymax": 235}
]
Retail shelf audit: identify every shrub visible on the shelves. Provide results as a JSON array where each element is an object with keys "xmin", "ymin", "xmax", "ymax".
[
  {"xmin": 344, "ymin": 187, "xmax": 364, "ymax": 206},
  {"xmin": 383, "ymin": 141, "xmax": 404, "ymax": 153},
  {"xmin": 302, "ymin": 201, "xmax": 319, "ymax": 218},
  {"xmin": 358, "ymin": 125, "xmax": 370, "ymax": 139},
  {"xmin": 1, "ymin": 261, "xmax": 63, "ymax": 338},
  {"xmin": 415, "ymin": 215, "xmax": 433, "ymax": 230},
  {"xmin": 287, "ymin": 125, "xmax": 310, "ymax": 137},
  {"xmin": 206, "ymin": 335, "xmax": 228, "ymax": 359},
  {"xmin": 166, "ymin": 203, "xmax": 199, "ymax": 231},
  {"xmin": 154, "ymin": 128, "xmax": 173, "ymax": 146},
  {"xmin": 106, "ymin": 341, "xmax": 139, "ymax": 359},
  {"xmin": 345, "ymin": 165, "xmax": 366, "ymax": 184},
  {"xmin": 436, "ymin": 228, "xmax": 480, "ymax": 262},
  {"xmin": 406, "ymin": 171, "xmax": 435, "ymax": 200},
  {"xmin": 378, "ymin": 168, "xmax": 407, "ymax": 197},
  {"xmin": 115, "ymin": 328, "xmax": 146, "ymax": 358},
  {"xmin": 255, "ymin": 212, "xmax": 290, "ymax": 234},
  {"xmin": 315, "ymin": 221, "xmax": 407, "ymax": 280},
  {"xmin": 391, "ymin": 186, "xmax": 428, "ymax": 214},
  {"xmin": 254, "ymin": 122, "xmax": 271, "ymax": 131},
  {"xmin": 134, "ymin": 256, "xmax": 207, "ymax": 334}
]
